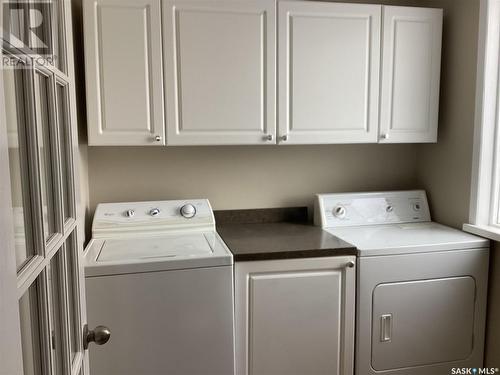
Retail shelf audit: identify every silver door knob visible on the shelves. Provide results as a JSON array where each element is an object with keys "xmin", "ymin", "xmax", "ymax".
[
  {"xmin": 84, "ymin": 325, "xmax": 111, "ymax": 349},
  {"xmin": 154, "ymin": 135, "xmax": 162, "ymax": 142}
]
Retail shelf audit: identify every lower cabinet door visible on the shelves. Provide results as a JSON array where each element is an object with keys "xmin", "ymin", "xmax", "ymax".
[{"xmin": 235, "ymin": 256, "xmax": 356, "ymax": 375}]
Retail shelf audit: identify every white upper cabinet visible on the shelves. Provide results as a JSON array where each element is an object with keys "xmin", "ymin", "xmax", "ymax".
[
  {"xmin": 83, "ymin": 0, "xmax": 442, "ymax": 146},
  {"xmin": 379, "ymin": 6, "xmax": 443, "ymax": 143},
  {"xmin": 83, "ymin": 0, "xmax": 165, "ymax": 145},
  {"xmin": 163, "ymin": 0, "xmax": 276, "ymax": 145},
  {"xmin": 278, "ymin": 2, "xmax": 381, "ymax": 144}
]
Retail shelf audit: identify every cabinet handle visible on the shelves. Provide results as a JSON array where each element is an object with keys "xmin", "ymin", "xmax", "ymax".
[
  {"xmin": 264, "ymin": 134, "xmax": 273, "ymax": 141},
  {"xmin": 281, "ymin": 135, "xmax": 288, "ymax": 142},
  {"xmin": 380, "ymin": 314, "xmax": 392, "ymax": 342},
  {"xmin": 380, "ymin": 134, "xmax": 389, "ymax": 140},
  {"xmin": 346, "ymin": 260, "xmax": 355, "ymax": 268},
  {"xmin": 154, "ymin": 135, "xmax": 162, "ymax": 142}
]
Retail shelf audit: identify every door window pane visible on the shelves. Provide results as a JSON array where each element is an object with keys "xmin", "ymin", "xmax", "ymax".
[
  {"xmin": 34, "ymin": 71, "xmax": 59, "ymax": 242},
  {"xmin": 65, "ymin": 231, "xmax": 80, "ymax": 361},
  {"xmin": 29, "ymin": 0, "xmax": 53, "ymax": 58},
  {"xmin": 56, "ymin": 83, "xmax": 73, "ymax": 221},
  {"xmin": 19, "ymin": 281, "xmax": 42, "ymax": 375},
  {"xmin": 47, "ymin": 253, "xmax": 64, "ymax": 375},
  {"xmin": 2, "ymin": 0, "xmax": 29, "ymax": 47},
  {"xmin": 4, "ymin": 58, "xmax": 36, "ymax": 270},
  {"xmin": 52, "ymin": 0, "xmax": 66, "ymax": 72}
]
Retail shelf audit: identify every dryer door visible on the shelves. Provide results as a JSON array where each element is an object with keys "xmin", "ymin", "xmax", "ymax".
[
  {"xmin": 356, "ymin": 248, "xmax": 489, "ymax": 375},
  {"xmin": 371, "ymin": 277, "xmax": 475, "ymax": 371}
]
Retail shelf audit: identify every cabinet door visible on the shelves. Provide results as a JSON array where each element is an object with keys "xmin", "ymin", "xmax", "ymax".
[
  {"xmin": 83, "ymin": 0, "xmax": 165, "ymax": 145},
  {"xmin": 278, "ymin": 2, "xmax": 381, "ymax": 144},
  {"xmin": 235, "ymin": 256, "xmax": 356, "ymax": 375},
  {"xmin": 163, "ymin": 0, "xmax": 276, "ymax": 145},
  {"xmin": 379, "ymin": 6, "xmax": 443, "ymax": 143}
]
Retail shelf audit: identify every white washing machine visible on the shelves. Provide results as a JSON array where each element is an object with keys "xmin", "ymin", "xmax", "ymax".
[
  {"xmin": 315, "ymin": 190, "xmax": 489, "ymax": 375},
  {"xmin": 84, "ymin": 199, "xmax": 234, "ymax": 375}
]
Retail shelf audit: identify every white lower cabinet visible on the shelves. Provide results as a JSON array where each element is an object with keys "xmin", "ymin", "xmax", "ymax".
[{"xmin": 235, "ymin": 256, "xmax": 356, "ymax": 375}]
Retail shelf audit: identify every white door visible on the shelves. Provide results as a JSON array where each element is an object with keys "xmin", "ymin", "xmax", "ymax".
[
  {"xmin": 163, "ymin": 0, "xmax": 276, "ymax": 145},
  {"xmin": 235, "ymin": 256, "xmax": 356, "ymax": 375},
  {"xmin": 278, "ymin": 1, "xmax": 381, "ymax": 144},
  {"xmin": 0, "ymin": 1, "xmax": 93, "ymax": 374},
  {"xmin": 379, "ymin": 6, "xmax": 442, "ymax": 143},
  {"xmin": 83, "ymin": 0, "xmax": 165, "ymax": 146}
]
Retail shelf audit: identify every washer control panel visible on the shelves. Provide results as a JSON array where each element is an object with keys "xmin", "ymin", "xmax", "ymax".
[
  {"xmin": 92, "ymin": 199, "xmax": 214, "ymax": 238},
  {"xmin": 314, "ymin": 190, "xmax": 431, "ymax": 227}
]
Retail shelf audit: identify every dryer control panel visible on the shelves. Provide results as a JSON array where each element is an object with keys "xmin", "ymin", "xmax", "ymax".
[{"xmin": 314, "ymin": 190, "xmax": 431, "ymax": 227}]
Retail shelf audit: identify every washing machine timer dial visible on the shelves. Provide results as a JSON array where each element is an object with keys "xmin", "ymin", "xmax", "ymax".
[{"xmin": 180, "ymin": 204, "xmax": 197, "ymax": 219}]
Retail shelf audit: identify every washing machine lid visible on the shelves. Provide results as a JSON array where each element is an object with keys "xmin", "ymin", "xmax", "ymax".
[
  {"xmin": 97, "ymin": 234, "xmax": 212, "ymax": 262},
  {"xmin": 326, "ymin": 222, "xmax": 489, "ymax": 256},
  {"xmin": 84, "ymin": 232, "xmax": 232, "ymax": 276}
]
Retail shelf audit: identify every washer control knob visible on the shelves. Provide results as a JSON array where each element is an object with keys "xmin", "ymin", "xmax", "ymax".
[
  {"xmin": 150, "ymin": 208, "xmax": 160, "ymax": 217},
  {"xmin": 125, "ymin": 209, "xmax": 135, "ymax": 218},
  {"xmin": 180, "ymin": 204, "xmax": 197, "ymax": 219},
  {"xmin": 333, "ymin": 205, "xmax": 346, "ymax": 218}
]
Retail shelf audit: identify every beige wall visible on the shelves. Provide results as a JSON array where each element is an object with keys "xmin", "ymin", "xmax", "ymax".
[
  {"xmin": 416, "ymin": 0, "xmax": 480, "ymax": 229},
  {"xmin": 87, "ymin": 144, "xmax": 418, "ymax": 213}
]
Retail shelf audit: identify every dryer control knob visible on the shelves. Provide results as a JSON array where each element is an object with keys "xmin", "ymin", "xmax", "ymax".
[
  {"xmin": 180, "ymin": 204, "xmax": 196, "ymax": 219},
  {"xmin": 333, "ymin": 205, "xmax": 346, "ymax": 219}
]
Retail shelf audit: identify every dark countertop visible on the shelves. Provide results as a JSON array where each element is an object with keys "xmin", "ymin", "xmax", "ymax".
[{"xmin": 217, "ymin": 222, "xmax": 356, "ymax": 261}]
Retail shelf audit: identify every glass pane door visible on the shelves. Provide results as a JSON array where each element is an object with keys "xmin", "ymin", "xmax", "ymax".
[{"xmin": 1, "ymin": 0, "xmax": 87, "ymax": 374}]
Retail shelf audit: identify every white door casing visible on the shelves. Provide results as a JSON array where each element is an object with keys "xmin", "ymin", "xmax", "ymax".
[
  {"xmin": 379, "ymin": 6, "xmax": 442, "ymax": 143},
  {"xmin": 278, "ymin": 1, "xmax": 381, "ymax": 144},
  {"xmin": 83, "ymin": 0, "xmax": 165, "ymax": 145},
  {"xmin": 163, "ymin": 0, "xmax": 276, "ymax": 145}
]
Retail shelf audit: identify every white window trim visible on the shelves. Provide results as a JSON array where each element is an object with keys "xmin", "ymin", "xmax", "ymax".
[{"xmin": 464, "ymin": 0, "xmax": 500, "ymax": 241}]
